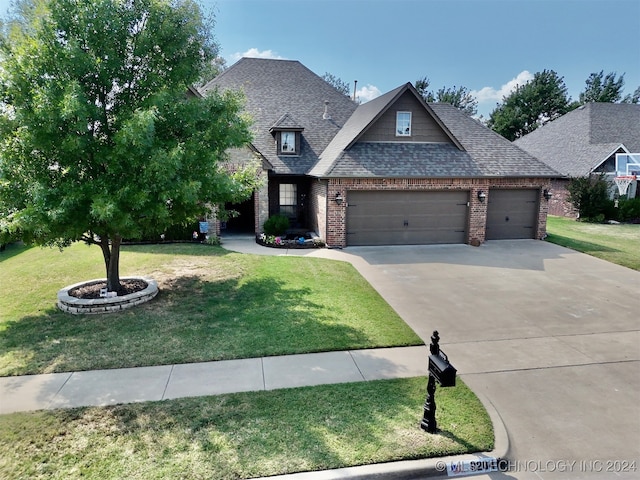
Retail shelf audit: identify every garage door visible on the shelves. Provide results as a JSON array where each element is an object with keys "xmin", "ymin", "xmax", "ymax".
[
  {"xmin": 486, "ymin": 189, "xmax": 538, "ymax": 240},
  {"xmin": 346, "ymin": 191, "xmax": 469, "ymax": 246}
]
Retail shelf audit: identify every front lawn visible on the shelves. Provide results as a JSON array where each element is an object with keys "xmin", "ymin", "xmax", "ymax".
[
  {"xmin": 545, "ymin": 216, "xmax": 640, "ymax": 271},
  {"xmin": 0, "ymin": 242, "xmax": 422, "ymax": 376},
  {"xmin": 0, "ymin": 242, "xmax": 494, "ymax": 479},
  {"xmin": 0, "ymin": 377, "xmax": 493, "ymax": 480}
]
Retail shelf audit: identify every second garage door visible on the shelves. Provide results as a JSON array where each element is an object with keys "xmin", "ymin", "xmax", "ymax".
[
  {"xmin": 486, "ymin": 189, "xmax": 539, "ymax": 240},
  {"xmin": 346, "ymin": 190, "xmax": 469, "ymax": 246}
]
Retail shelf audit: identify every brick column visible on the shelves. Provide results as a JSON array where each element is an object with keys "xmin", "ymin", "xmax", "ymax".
[
  {"xmin": 327, "ymin": 182, "xmax": 347, "ymax": 247},
  {"xmin": 468, "ymin": 185, "xmax": 488, "ymax": 246}
]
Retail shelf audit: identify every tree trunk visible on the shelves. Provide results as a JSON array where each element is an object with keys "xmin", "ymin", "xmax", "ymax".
[{"xmin": 100, "ymin": 234, "xmax": 122, "ymax": 293}]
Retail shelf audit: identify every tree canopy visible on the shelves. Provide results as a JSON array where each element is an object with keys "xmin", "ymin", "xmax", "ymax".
[
  {"xmin": 579, "ymin": 71, "xmax": 626, "ymax": 104},
  {"xmin": 623, "ymin": 86, "xmax": 640, "ymax": 104},
  {"xmin": 322, "ymin": 72, "xmax": 352, "ymax": 97},
  {"xmin": 0, "ymin": 0, "xmax": 260, "ymax": 291},
  {"xmin": 578, "ymin": 71, "xmax": 640, "ymax": 105},
  {"xmin": 487, "ymin": 70, "xmax": 571, "ymax": 141},
  {"xmin": 487, "ymin": 69, "xmax": 639, "ymax": 140},
  {"xmin": 415, "ymin": 76, "xmax": 478, "ymax": 116}
]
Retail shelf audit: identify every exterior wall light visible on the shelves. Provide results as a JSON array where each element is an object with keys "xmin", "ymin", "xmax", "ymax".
[
  {"xmin": 335, "ymin": 192, "xmax": 344, "ymax": 205},
  {"xmin": 477, "ymin": 190, "xmax": 486, "ymax": 202},
  {"xmin": 543, "ymin": 189, "xmax": 552, "ymax": 200}
]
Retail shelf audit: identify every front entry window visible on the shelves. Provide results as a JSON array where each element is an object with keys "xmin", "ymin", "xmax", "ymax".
[{"xmin": 279, "ymin": 183, "xmax": 297, "ymax": 217}]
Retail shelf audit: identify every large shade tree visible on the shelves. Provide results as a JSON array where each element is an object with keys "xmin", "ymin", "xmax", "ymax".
[
  {"xmin": 0, "ymin": 0, "xmax": 260, "ymax": 292},
  {"xmin": 488, "ymin": 69, "xmax": 571, "ymax": 141}
]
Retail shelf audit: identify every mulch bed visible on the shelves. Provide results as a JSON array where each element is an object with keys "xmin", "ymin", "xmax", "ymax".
[{"xmin": 68, "ymin": 279, "xmax": 148, "ymax": 299}]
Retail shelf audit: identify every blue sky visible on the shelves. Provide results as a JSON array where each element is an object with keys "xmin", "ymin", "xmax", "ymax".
[
  {"xmin": 210, "ymin": 0, "xmax": 640, "ymax": 118},
  {"xmin": 1, "ymin": 0, "xmax": 638, "ymax": 118}
]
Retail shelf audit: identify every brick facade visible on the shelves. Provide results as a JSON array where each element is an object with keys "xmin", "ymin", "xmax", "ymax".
[
  {"xmin": 319, "ymin": 177, "xmax": 551, "ymax": 247},
  {"xmin": 547, "ymin": 178, "xmax": 578, "ymax": 218},
  {"xmin": 255, "ymin": 171, "xmax": 269, "ymax": 233}
]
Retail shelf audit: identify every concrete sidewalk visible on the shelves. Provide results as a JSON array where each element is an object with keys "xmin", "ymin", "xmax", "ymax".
[
  {"xmin": 0, "ymin": 346, "xmax": 429, "ymax": 414},
  {"xmin": 0, "ymin": 342, "xmax": 510, "ymax": 480}
]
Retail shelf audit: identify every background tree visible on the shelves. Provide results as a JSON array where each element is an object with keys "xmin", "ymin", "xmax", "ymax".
[
  {"xmin": 623, "ymin": 86, "xmax": 640, "ymax": 104},
  {"xmin": 415, "ymin": 76, "xmax": 478, "ymax": 115},
  {"xmin": 433, "ymin": 86, "xmax": 478, "ymax": 116},
  {"xmin": 0, "ymin": 0, "xmax": 260, "ymax": 292},
  {"xmin": 579, "ymin": 71, "xmax": 626, "ymax": 103},
  {"xmin": 322, "ymin": 72, "xmax": 352, "ymax": 97},
  {"xmin": 488, "ymin": 70, "xmax": 571, "ymax": 141},
  {"xmin": 197, "ymin": 56, "xmax": 228, "ymax": 87},
  {"xmin": 415, "ymin": 76, "xmax": 435, "ymax": 102}
]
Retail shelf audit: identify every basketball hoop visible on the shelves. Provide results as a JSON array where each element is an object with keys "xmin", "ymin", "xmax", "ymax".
[{"xmin": 614, "ymin": 175, "xmax": 636, "ymax": 196}]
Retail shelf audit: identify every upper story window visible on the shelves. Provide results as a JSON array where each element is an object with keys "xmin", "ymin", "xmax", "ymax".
[
  {"xmin": 280, "ymin": 131, "xmax": 297, "ymax": 154},
  {"xmin": 270, "ymin": 114, "xmax": 303, "ymax": 156},
  {"xmin": 396, "ymin": 111, "xmax": 412, "ymax": 136}
]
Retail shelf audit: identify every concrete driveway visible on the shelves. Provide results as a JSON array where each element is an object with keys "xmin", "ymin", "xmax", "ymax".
[{"xmin": 224, "ymin": 237, "xmax": 640, "ymax": 479}]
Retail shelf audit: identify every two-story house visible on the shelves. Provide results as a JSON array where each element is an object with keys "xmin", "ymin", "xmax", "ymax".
[{"xmin": 202, "ymin": 58, "xmax": 560, "ymax": 247}]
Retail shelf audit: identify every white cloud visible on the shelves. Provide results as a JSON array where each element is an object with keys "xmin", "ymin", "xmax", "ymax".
[
  {"xmin": 229, "ymin": 48, "xmax": 286, "ymax": 62},
  {"xmin": 357, "ymin": 84, "xmax": 382, "ymax": 103},
  {"xmin": 472, "ymin": 70, "xmax": 534, "ymax": 104}
]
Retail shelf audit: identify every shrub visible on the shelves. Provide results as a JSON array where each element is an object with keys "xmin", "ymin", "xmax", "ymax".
[
  {"xmin": 602, "ymin": 199, "xmax": 619, "ymax": 222},
  {"xmin": 567, "ymin": 174, "xmax": 610, "ymax": 221},
  {"xmin": 205, "ymin": 235, "xmax": 221, "ymax": 246},
  {"xmin": 618, "ymin": 197, "xmax": 640, "ymax": 223},
  {"xmin": 263, "ymin": 215, "xmax": 290, "ymax": 236}
]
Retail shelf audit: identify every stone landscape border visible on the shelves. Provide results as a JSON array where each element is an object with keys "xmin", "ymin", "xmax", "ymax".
[{"xmin": 57, "ymin": 277, "xmax": 158, "ymax": 315}]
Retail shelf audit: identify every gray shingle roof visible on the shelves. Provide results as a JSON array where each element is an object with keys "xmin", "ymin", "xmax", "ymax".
[
  {"xmin": 201, "ymin": 58, "xmax": 357, "ymax": 175},
  {"xmin": 203, "ymin": 59, "xmax": 559, "ymax": 179},
  {"xmin": 308, "ymin": 85, "xmax": 406, "ymax": 177},
  {"xmin": 429, "ymin": 103, "xmax": 561, "ymax": 178},
  {"xmin": 513, "ymin": 103, "xmax": 640, "ymax": 177},
  {"xmin": 312, "ymin": 84, "xmax": 560, "ymax": 178},
  {"xmin": 326, "ymin": 142, "xmax": 480, "ymax": 177},
  {"xmin": 270, "ymin": 113, "xmax": 304, "ymax": 131}
]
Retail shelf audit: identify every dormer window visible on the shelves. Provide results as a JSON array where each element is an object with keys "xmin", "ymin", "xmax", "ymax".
[
  {"xmin": 396, "ymin": 111, "xmax": 412, "ymax": 136},
  {"xmin": 280, "ymin": 131, "xmax": 296, "ymax": 154},
  {"xmin": 270, "ymin": 114, "xmax": 303, "ymax": 156}
]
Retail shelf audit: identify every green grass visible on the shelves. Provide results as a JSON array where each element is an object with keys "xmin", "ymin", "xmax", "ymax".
[
  {"xmin": 0, "ymin": 377, "xmax": 493, "ymax": 480},
  {"xmin": 0, "ymin": 242, "xmax": 422, "ymax": 376},
  {"xmin": 545, "ymin": 216, "xmax": 640, "ymax": 271},
  {"xmin": 0, "ymin": 241, "xmax": 493, "ymax": 478}
]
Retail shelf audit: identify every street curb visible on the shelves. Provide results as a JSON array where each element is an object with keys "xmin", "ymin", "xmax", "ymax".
[{"xmin": 255, "ymin": 391, "xmax": 510, "ymax": 479}]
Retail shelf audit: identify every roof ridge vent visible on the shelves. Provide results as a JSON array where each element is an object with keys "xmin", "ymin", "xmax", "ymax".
[{"xmin": 323, "ymin": 100, "xmax": 331, "ymax": 120}]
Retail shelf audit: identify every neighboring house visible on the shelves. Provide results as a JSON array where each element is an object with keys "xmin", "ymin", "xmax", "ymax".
[
  {"xmin": 202, "ymin": 58, "xmax": 559, "ymax": 247},
  {"xmin": 513, "ymin": 103, "xmax": 640, "ymax": 217}
]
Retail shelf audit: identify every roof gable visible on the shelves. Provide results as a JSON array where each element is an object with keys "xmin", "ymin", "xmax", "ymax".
[
  {"xmin": 358, "ymin": 89, "xmax": 459, "ymax": 145},
  {"xmin": 311, "ymin": 85, "xmax": 558, "ymax": 178},
  {"xmin": 310, "ymin": 83, "xmax": 465, "ymax": 177},
  {"xmin": 346, "ymin": 83, "xmax": 463, "ymax": 150},
  {"xmin": 270, "ymin": 113, "xmax": 304, "ymax": 132}
]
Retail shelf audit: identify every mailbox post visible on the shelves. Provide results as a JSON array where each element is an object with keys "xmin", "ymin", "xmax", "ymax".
[{"xmin": 421, "ymin": 330, "xmax": 456, "ymax": 433}]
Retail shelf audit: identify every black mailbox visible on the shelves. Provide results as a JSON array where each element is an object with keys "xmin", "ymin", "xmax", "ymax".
[{"xmin": 428, "ymin": 351, "xmax": 456, "ymax": 387}]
